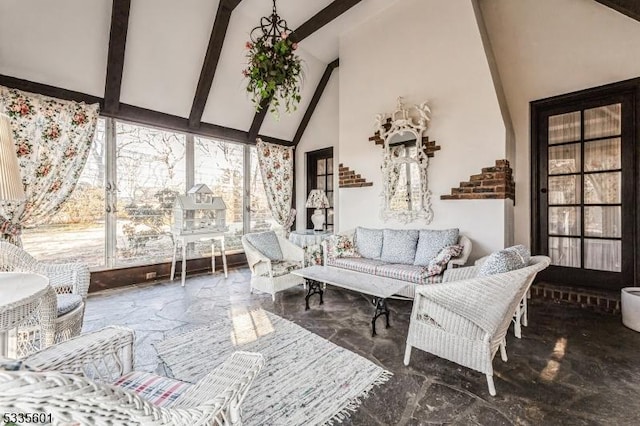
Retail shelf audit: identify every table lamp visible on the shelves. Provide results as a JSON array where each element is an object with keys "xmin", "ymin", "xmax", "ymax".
[
  {"xmin": 0, "ymin": 113, "xmax": 25, "ymax": 201},
  {"xmin": 305, "ymin": 189, "xmax": 330, "ymax": 231}
]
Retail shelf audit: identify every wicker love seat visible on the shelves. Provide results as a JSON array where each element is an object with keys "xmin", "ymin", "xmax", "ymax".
[{"xmin": 321, "ymin": 227, "xmax": 472, "ymax": 299}]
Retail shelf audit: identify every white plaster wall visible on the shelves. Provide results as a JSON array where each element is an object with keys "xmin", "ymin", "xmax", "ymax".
[
  {"xmin": 480, "ymin": 0, "xmax": 640, "ymax": 248},
  {"xmin": 295, "ymin": 72, "xmax": 339, "ymax": 230},
  {"xmin": 338, "ymin": 0, "xmax": 508, "ymax": 259}
]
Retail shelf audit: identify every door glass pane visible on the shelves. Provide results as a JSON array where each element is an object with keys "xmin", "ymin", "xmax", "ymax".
[
  {"xmin": 584, "ymin": 138, "xmax": 620, "ymax": 172},
  {"xmin": 549, "ymin": 207, "xmax": 580, "ymax": 236},
  {"xmin": 585, "ymin": 206, "xmax": 621, "ymax": 238},
  {"xmin": 317, "ymin": 159, "xmax": 325, "ymax": 175},
  {"xmin": 316, "ymin": 176, "xmax": 325, "ymax": 190},
  {"xmin": 249, "ymin": 147, "xmax": 281, "ymax": 233},
  {"xmin": 327, "ymin": 177, "xmax": 333, "ymax": 191},
  {"xmin": 584, "ymin": 104, "xmax": 621, "ymax": 139},
  {"xmin": 548, "ymin": 175, "xmax": 580, "ymax": 204},
  {"xmin": 548, "ymin": 237, "xmax": 581, "ymax": 268},
  {"xmin": 327, "ymin": 159, "xmax": 333, "ymax": 173},
  {"xmin": 548, "ymin": 111, "xmax": 581, "ymax": 144},
  {"xmin": 584, "ymin": 172, "xmax": 620, "ymax": 204},
  {"xmin": 585, "ymin": 239, "xmax": 621, "ymax": 272},
  {"xmin": 116, "ymin": 122, "xmax": 186, "ymax": 266},
  {"xmin": 549, "ymin": 143, "xmax": 581, "ymax": 174}
]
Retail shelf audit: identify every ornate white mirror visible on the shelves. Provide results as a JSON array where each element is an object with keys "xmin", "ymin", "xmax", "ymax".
[{"xmin": 376, "ymin": 97, "xmax": 433, "ymax": 223}]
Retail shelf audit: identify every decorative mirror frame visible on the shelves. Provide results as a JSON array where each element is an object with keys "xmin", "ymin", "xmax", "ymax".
[{"xmin": 376, "ymin": 97, "xmax": 433, "ymax": 223}]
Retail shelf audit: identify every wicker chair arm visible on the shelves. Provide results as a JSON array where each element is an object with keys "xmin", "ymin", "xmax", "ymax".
[
  {"xmin": 241, "ymin": 236, "xmax": 271, "ymax": 273},
  {"xmin": 35, "ymin": 261, "xmax": 90, "ymax": 299},
  {"xmin": 24, "ymin": 326, "xmax": 134, "ymax": 381},
  {"xmin": 443, "ymin": 266, "xmax": 479, "ymax": 282},
  {"xmin": 277, "ymin": 236, "xmax": 304, "ymax": 263}
]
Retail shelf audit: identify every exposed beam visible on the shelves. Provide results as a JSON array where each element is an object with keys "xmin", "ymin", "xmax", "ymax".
[
  {"xmin": 293, "ymin": 59, "xmax": 339, "ymax": 146},
  {"xmin": 290, "ymin": 0, "xmax": 363, "ymax": 43},
  {"xmin": 594, "ymin": 0, "xmax": 640, "ymax": 22},
  {"xmin": 0, "ymin": 74, "xmax": 290, "ymax": 146},
  {"xmin": 247, "ymin": 0, "xmax": 361, "ymax": 142},
  {"xmin": 247, "ymin": 98, "xmax": 270, "ymax": 143},
  {"xmin": 189, "ymin": 0, "xmax": 243, "ymax": 129},
  {"xmin": 104, "ymin": 0, "xmax": 131, "ymax": 114}
]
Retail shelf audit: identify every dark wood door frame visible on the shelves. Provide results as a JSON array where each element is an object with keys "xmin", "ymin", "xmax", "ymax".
[
  {"xmin": 305, "ymin": 147, "xmax": 334, "ymax": 230},
  {"xmin": 530, "ymin": 77, "xmax": 640, "ymax": 290}
]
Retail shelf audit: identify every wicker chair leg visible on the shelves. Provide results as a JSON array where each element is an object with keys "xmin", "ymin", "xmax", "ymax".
[
  {"xmin": 486, "ymin": 374, "xmax": 496, "ymax": 396},
  {"xmin": 500, "ymin": 339, "xmax": 508, "ymax": 362},
  {"xmin": 514, "ymin": 304, "xmax": 523, "ymax": 339},
  {"xmin": 271, "ymin": 294, "xmax": 276, "ymax": 302},
  {"xmin": 522, "ymin": 296, "xmax": 529, "ymax": 327},
  {"xmin": 403, "ymin": 344, "xmax": 412, "ymax": 366}
]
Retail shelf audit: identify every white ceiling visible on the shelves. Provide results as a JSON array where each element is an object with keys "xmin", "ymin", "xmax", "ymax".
[{"xmin": 0, "ymin": 0, "xmax": 407, "ymax": 140}]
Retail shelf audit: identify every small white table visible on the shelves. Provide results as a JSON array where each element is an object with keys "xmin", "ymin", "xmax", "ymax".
[
  {"xmin": 288, "ymin": 230, "xmax": 332, "ymax": 248},
  {"xmin": 0, "ymin": 272, "xmax": 53, "ymax": 358},
  {"xmin": 170, "ymin": 231, "xmax": 228, "ymax": 287}
]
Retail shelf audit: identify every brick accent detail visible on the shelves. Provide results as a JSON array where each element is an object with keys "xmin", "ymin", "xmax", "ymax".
[
  {"xmin": 441, "ymin": 159, "xmax": 515, "ymax": 201},
  {"xmin": 368, "ymin": 118, "xmax": 441, "ymax": 158},
  {"xmin": 531, "ymin": 281, "xmax": 621, "ymax": 315},
  {"xmin": 338, "ymin": 163, "xmax": 373, "ymax": 188}
]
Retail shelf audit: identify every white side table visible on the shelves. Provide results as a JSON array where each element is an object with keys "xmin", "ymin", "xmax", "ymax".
[
  {"xmin": 288, "ymin": 230, "xmax": 332, "ymax": 248},
  {"xmin": 0, "ymin": 272, "xmax": 55, "ymax": 358},
  {"xmin": 170, "ymin": 231, "xmax": 228, "ymax": 287}
]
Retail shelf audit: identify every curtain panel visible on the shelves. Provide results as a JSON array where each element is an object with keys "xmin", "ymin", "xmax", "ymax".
[
  {"xmin": 255, "ymin": 138, "xmax": 295, "ymax": 233},
  {"xmin": 0, "ymin": 86, "xmax": 99, "ymax": 245}
]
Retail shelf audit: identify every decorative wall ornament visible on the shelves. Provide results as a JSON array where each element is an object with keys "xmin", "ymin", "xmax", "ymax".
[
  {"xmin": 244, "ymin": 0, "xmax": 303, "ymax": 117},
  {"xmin": 377, "ymin": 97, "xmax": 433, "ymax": 223}
]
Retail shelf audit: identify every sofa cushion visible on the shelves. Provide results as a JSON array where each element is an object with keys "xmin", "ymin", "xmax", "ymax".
[
  {"xmin": 375, "ymin": 264, "xmax": 425, "ymax": 284},
  {"xmin": 114, "ymin": 371, "xmax": 189, "ymax": 408},
  {"xmin": 245, "ymin": 231, "xmax": 283, "ymax": 261},
  {"xmin": 325, "ymin": 234, "xmax": 360, "ymax": 259},
  {"xmin": 354, "ymin": 227, "xmax": 384, "ymax": 259},
  {"xmin": 326, "ymin": 257, "xmax": 387, "ymax": 275},
  {"xmin": 380, "ymin": 229, "xmax": 419, "ymax": 264},
  {"xmin": 477, "ymin": 249, "xmax": 526, "ymax": 276},
  {"xmin": 413, "ymin": 229, "xmax": 460, "ymax": 266},
  {"xmin": 423, "ymin": 244, "xmax": 464, "ymax": 277}
]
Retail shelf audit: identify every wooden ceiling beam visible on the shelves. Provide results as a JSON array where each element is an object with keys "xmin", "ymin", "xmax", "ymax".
[
  {"xmin": 293, "ymin": 59, "xmax": 339, "ymax": 146},
  {"xmin": 247, "ymin": 0, "xmax": 361, "ymax": 144},
  {"xmin": 594, "ymin": 0, "xmax": 640, "ymax": 22},
  {"xmin": 103, "ymin": 0, "xmax": 131, "ymax": 114},
  {"xmin": 189, "ymin": 0, "xmax": 243, "ymax": 129}
]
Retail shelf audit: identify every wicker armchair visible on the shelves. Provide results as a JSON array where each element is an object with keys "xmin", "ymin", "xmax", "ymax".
[
  {"xmin": 0, "ymin": 326, "xmax": 265, "ymax": 425},
  {"xmin": 0, "ymin": 241, "xmax": 90, "ymax": 351},
  {"xmin": 403, "ymin": 256, "xmax": 551, "ymax": 396},
  {"xmin": 242, "ymin": 233, "xmax": 304, "ymax": 301}
]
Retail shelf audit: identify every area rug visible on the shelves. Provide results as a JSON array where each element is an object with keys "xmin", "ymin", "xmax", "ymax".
[{"xmin": 153, "ymin": 308, "xmax": 392, "ymax": 425}]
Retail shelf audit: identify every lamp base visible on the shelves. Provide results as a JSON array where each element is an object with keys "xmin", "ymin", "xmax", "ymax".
[{"xmin": 311, "ymin": 209, "xmax": 325, "ymax": 232}]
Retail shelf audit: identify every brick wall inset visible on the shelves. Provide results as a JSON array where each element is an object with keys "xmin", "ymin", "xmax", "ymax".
[
  {"xmin": 441, "ymin": 159, "xmax": 515, "ymax": 201},
  {"xmin": 339, "ymin": 163, "xmax": 373, "ymax": 188}
]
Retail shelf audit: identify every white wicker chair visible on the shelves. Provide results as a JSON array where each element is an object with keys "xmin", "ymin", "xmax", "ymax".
[
  {"xmin": 0, "ymin": 241, "xmax": 90, "ymax": 352},
  {"xmin": 403, "ymin": 256, "xmax": 551, "ymax": 396},
  {"xmin": 0, "ymin": 326, "xmax": 265, "ymax": 425},
  {"xmin": 242, "ymin": 234, "xmax": 304, "ymax": 301}
]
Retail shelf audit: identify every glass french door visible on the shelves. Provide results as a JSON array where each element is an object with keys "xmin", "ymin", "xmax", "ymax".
[
  {"xmin": 533, "ymin": 89, "xmax": 635, "ymax": 289},
  {"xmin": 306, "ymin": 147, "xmax": 334, "ymax": 231}
]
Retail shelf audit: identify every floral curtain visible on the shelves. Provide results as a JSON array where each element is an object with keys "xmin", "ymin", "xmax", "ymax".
[
  {"xmin": 255, "ymin": 138, "xmax": 296, "ymax": 232},
  {"xmin": 0, "ymin": 86, "xmax": 99, "ymax": 245}
]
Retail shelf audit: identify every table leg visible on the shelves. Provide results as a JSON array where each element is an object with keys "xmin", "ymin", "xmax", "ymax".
[
  {"xmin": 211, "ymin": 239, "xmax": 216, "ymax": 275},
  {"xmin": 170, "ymin": 241, "xmax": 178, "ymax": 281},
  {"xmin": 221, "ymin": 236, "xmax": 228, "ymax": 278},
  {"xmin": 371, "ymin": 297, "xmax": 390, "ymax": 337},
  {"xmin": 181, "ymin": 243, "xmax": 187, "ymax": 287},
  {"xmin": 305, "ymin": 279, "xmax": 324, "ymax": 310}
]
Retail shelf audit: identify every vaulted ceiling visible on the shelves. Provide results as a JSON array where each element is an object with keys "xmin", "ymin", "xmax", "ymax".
[{"xmin": 0, "ymin": 0, "xmax": 637, "ymax": 146}]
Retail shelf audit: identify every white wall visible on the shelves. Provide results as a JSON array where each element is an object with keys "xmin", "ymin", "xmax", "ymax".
[
  {"xmin": 295, "ymin": 72, "xmax": 339, "ymax": 230},
  {"xmin": 480, "ymin": 0, "xmax": 640, "ymax": 248},
  {"xmin": 337, "ymin": 0, "xmax": 508, "ymax": 259}
]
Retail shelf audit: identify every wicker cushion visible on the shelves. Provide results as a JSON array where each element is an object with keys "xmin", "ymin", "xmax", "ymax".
[
  {"xmin": 413, "ymin": 229, "xmax": 459, "ymax": 266},
  {"xmin": 260, "ymin": 260, "xmax": 302, "ymax": 278},
  {"xmin": 477, "ymin": 249, "xmax": 526, "ymax": 276},
  {"xmin": 423, "ymin": 244, "xmax": 464, "ymax": 277},
  {"xmin": 56, "ymin": 294, "xmax": 83, "ymax": 316},
  {"xmin": 114, "ymin": 371, "xmax": 190, "ymax": 408},
  {"xmin": 354, "ymin": 227, "xmax": 384, "ymax": 259},
  {"xmin": 375, "ymin": 264, "xmax": 426, "ymax": 284},
  {"xmin": 245, "ymin": 231, "xmax": 283, "ymax": 261},
  {"xmin": 380, "ymin": 229, "xmax": 419, "ymax": 265},
  {"xmin": 326, "ymin": 257, "xmax": 387, "ymax": 274}
]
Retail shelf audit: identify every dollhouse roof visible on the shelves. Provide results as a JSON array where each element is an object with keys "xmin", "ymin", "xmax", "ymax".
[
  {"xmin": 174, "ymin": 194, "xmax": 226, "ymax": 210},
  {"xmin": 187, "ymin": 184, "xmax": 213, "ymax": 195}
]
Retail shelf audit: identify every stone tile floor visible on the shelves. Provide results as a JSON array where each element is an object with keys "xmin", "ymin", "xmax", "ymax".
[{"xmin": 84, "ymin": 267, "xmax": 640, "ymax": 425}]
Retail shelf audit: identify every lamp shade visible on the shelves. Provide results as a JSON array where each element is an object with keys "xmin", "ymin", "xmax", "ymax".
[
  {"xmin": 305, "ymin": 189, "xmax": 330, "ymax": 209},
  {"xmin": 0, "ymin": 114, "xmax": 25, "ymax": 201}
]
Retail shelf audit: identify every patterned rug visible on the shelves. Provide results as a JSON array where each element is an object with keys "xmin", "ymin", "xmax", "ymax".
[{"xmin": 154, "ymin": 308, "xmax": 392, "ymax": 425}]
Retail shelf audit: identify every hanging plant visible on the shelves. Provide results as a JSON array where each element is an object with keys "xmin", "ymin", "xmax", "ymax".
[{"xmin": 243, "ymin": 1, "xmax": 303, "ymax": 118}]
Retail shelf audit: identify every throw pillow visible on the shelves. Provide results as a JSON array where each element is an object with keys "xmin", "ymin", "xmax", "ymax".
[
  {"xmin": 413, "ymin": 228, "xmax": 460, "ymax": 266},
  {"xmin": 477, "ymin": 249, "xmax": 526, "ymax": 276},
  {"xmin": 325, "ymin": 235, "xmax": 360, "ymax": 260},
  {"xmin": 505, "ymin": 244, "xmax": 531, "ymax": 265},
  {"xmin": 245, "ymin": 231, "xmax": 283, "ymax": 261},
  {"xmin": 422, "ymin": 244, "xmax": 464, "ymax": 277},
  {"xmin": 380, "ymin": 229, "xmax": 419, "ymax": 264},
  {"xmin": 354, "ymin": 227, "xmax": 384, "ymax": 259}
]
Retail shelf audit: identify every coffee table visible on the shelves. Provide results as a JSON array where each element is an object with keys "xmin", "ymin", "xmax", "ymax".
[{"xmin": 292, "ymin": 265, "xmax": 409, "ymax": 336}]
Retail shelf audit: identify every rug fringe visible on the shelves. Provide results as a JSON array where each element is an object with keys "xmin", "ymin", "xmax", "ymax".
[{"xmin": 324, "ymin": 370, "xmax": 393, "ymax": 425}]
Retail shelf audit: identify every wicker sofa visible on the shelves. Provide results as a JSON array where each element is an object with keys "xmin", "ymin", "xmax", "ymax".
[{"xmin": 321, "ymin": 227, "xmax": 472, "ymax": 299}]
